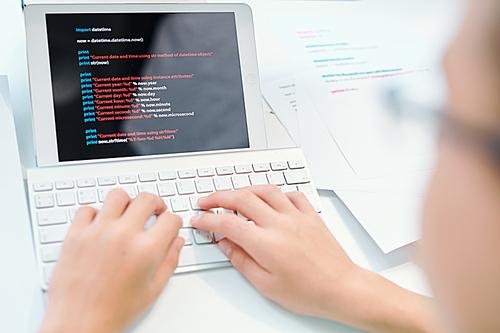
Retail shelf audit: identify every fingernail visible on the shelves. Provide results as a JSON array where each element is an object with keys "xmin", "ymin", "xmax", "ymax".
[
  {"xmin": 197, "ymin": 196, "xmax": 207, "ymax": 205},
  {"xmin": 177, "ymin": 238, "xmax": 185, "ymax": 251},
  {"xmin": 190, "ymin": 215, "xmax": 200, "ymax": 226},
  {"xmin": 218, "ymin": 240, "xmax": 232, "ymax": 257}
]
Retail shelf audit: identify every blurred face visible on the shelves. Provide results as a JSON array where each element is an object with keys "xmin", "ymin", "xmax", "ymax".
[{"xmin": 422, "ymin": 0, "xmax": 500, "ymax": 331}]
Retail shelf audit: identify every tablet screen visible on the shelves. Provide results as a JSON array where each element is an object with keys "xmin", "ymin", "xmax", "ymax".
[{"xmin": 45, "ymin": 12, "xmax": 249, "ymax": 162}]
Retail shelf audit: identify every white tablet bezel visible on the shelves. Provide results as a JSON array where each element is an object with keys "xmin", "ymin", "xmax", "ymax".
[{"xmin": 24, "ymin": 3, "xmax": 267, "ymax": 167}]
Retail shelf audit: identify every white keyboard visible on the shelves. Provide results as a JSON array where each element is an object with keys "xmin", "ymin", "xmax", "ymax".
[{"xmin": 27, "ymin": 148, "xmax": 323, "ymax": 290}]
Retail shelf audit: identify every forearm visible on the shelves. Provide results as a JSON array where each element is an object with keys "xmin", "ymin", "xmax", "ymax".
[
  {"xmin": 322, "ymin": 269, "xmax": 447, "ymax": 333},
  {"xmin": 39, "ymin": 307, "xmax": 120, "ymax": 333}
]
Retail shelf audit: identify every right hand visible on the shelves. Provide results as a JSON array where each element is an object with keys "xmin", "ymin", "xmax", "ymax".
[
  {"xmin": 191, "ymin": 185, "xmax": 445, "ymax": 333},
  {"xmin": 190, "ymin": 185, "xmax": 364, "ymax": 321}
]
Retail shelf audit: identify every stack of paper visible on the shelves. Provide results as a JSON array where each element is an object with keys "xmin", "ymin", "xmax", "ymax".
[{"xmin": 262, "ymin": 0, "xmax": 464, "ymax": 252}]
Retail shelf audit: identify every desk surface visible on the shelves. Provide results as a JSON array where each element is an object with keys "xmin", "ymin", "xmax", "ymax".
[{"xmin": 0, "ymin": 1, "xmax": 430, "ymax": 332}]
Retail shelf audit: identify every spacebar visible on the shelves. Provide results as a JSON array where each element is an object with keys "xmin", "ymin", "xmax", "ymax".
[{"xmin": 177, "ymin": 244, "xmax": 229, "ymax": 267}]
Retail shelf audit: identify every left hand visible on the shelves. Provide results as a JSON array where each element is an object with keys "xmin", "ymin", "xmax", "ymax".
[{"xmin": 39, "ymin": 189, "xmax": 184, "ymax": 333}]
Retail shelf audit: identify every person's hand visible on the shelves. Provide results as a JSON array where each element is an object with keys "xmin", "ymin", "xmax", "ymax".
[
  {"xmin": 191, "ymin": 185, "xmax": 359, "ymax": 319},
  {"xmin": 191, "ymin": 185, "xmax": 445, "ymax": 332},
  {"xmin": 39, "ymin": 189, "xmax": 184, "ymax": 333}
]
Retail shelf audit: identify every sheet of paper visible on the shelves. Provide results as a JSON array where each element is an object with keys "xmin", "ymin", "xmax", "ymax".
[
  {"xmin": 269, "ymin": 0, "xmax": 462, "ymax": 179},
  {"xmin": 261, "ymin": 65, "xmax": 300, "ymax": 145},
  {"xmin": 297, "ymin": 74, "xmax": 429, "ymax": 252},
  {"xmin": 334, "ymin": 190, "xmax": 423, "ymax": 253},
  {"xmin": 260, "ymin": 67, "xmax": 429, "ymax": 251}
]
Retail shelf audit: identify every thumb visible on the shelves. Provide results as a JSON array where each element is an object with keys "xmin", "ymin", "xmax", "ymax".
[
  {"xmin": 218, "ymin": 239, "xmax": 270, "ymax": 285},
  {"xmin": 152, "ymin": 236, "xmax": 184, "ymax": 290}
]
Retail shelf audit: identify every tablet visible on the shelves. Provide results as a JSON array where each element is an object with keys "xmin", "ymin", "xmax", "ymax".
[{"xmin": 24, "ymin": 3, "xmax": 266, "ymax": 167}]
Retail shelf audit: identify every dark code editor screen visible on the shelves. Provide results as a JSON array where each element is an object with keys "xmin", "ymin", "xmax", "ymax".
[{"xmin": 46, "ymin": 12, "xmax": 249, "ymax": 162}]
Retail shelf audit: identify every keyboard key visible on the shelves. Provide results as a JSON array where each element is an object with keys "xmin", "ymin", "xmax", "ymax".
[
  {"xmin": 118, "ymin": 175, "xmax": 137, "ymax": 184},
  {"xmin": 178, "ymin": 211, "xmax": 197, "ymax": 227},
  {"xmin": 77, "ymin": 189, "xmax": 97, "ymax": 204},
  {"xmin": 69, "ymin": 207, "xmax": 78, "ymax": 221},
  {"xmin": 298, "ymin": 184, "xmax": 321, "ymax": 213},
  {"xmin": 232, "ymin": 175, "xmax": 250, "ymax": 189},
  {"xmin": 176, "ymin": 180, "xmax": 195, "ymax": 195},
  {"xmin": 197, "ymin": 210, "xmax": 213, "ymax": 218},
  {"xmin": 171, "ymin": 197, "xmax": 189, "ymax": 212},
  {"xmin": 214, "ymin": 233, "xmax": 226, "ymax": 242},
  {"xmin": 234, "ymin": 164, "xmax": 252, "ymax": 174},
  {"xmin": 44, "ymin": 263, "xmax": 57, "ymax": 285},
  {"xmin": 190, "ymin": 195, "xmax": 206, "ymax": 210},
  {"xmin": 41, "ymin": 243, "xmax": 62, "ymax": 262},
  {"xmin": 56, "ymin": 192, "xmax": 76, "ymax": 207},
  {"xmin": 267, "ymin": 172, "xmax": 286, "ymax": 186},
  {"xmin": 214, "ymin": 177, "xmax": 232, "ymax": 191},
  {"xmin": 159, "ymin": 171, "xmax": 177, "ymax": 181},
  {"xmin": 195, "ymin": 178, "xmax": 214, "ymax": 193},
  {"xmin": 253, "ymin": 163, "xmax": 270, "ymax": 172},
  {"xmin": 179, "ymin": 211, "xmax": 214, "ymax": 227},
  {"xmin": 178, "ymin": 169, "xmax": 196, "ymax": 179},
  {"xmin": 35, "ymin": 193, "xmax": 54, "ymax": 209},
  {"xmin": 139, "ymin": 172, "xmax": 157, "ymax": 182},
  {"xmin": 137, "ymin": 183, "xmax": 157, "ymax": 195},
  {"xmin": 119, "ymin": 185, "xmax": 137, "ymax": 199},
  {"xmin": 34, "ymin": 182, "xmax": 53, "ymax": 192},
  {"xmin": 249, "ymin": 173, "xmax": 268, "ymax": 186},
  {"xmin": 157, "ymin": 182, "xmax": 176, "ymax": 197},
  {"xmin": 39, "ymin": 225, "xmax": 69, "ymax": 244},
  {"xmin": 55, "ymin": 180, "xmax": 74, "ymax": 190},
  {"xmin": 38, "ymin": 209, "xmax": 67, "ymax": 226},
  {"xmin": 161, "ymin": 198, "xmax": 172, "ymax": 212},
  {"xmin": 288, "ymin": 160, "xmax": 305, "ymax": 169},
  {"xmin": 270, "ymin": 161, "xmax": 287, "ymax": 171},
  {"xmin": 77, "ymin": 178, "xmax": 96, "ymax": 188},
  {"xmin": 284, "ymin": 170, "xmax": 310, "ymax": 185},
  {"xmin": 69, "ymin": 205, "xmax": 103, "ymax": 221},
  {"xmin": 197, "ymin": 167, "xmax": 215, "ymax": 177},
  {"xmin": 178, "ymin": 228, "xmax": 193, "ymax": 246},
  {"xmin": 98, "ymin": 176, "xmax": 117, "ymax": 186},
  {"xmin": 193, "ymin": 229, "xmax": 214, "ymax": 244},
  {"xmin": 98, "ymin": 187, "xmax": 116, "ymax": 202},
  {"xmin": 217, "ymin": 208, "xmax": 235, "ymax": 215},
  {"xmin": 216, "ymin": 166, "xmax": 233, "ymax": 175},
  {"xmin": 281, "ymin": 185, "xmax": 297, "ymax": 193}
]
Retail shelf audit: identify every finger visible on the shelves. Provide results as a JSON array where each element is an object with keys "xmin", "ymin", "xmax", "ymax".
[
  {"xmin": 121, "ymin": 192, "xmax": 167, "ymax": 229},
  {"xmin": 218, "ymin": 239, "xmax": 271, "ymax": 286},
  {"xmin": 69, "ymin": 205, "xmax": 98, "ymax": 234},
  {"xmin": 147, "ymin": 211, "xmax": 182, "ymax": 251},
  {"xmin": 197, "ymin": 188, "xmax": 279, "ymax": 226},
  {"xmin": 152, "ymin": 236, "xmax": 184, "ymax": 290},
  {"xmin": 190, "ymin": 212, "xmax": 266, "ymax": 258},
  {"xmin": 96, "ymin": 189, "xmax": 131, "ymax": 222},
  {"xmin": 239, "ymin": 185, "xmax": 298, "ymax": 214},
  {"xmin": 285, "ymin": 191, "xmax": 318, "ymax": 216}
]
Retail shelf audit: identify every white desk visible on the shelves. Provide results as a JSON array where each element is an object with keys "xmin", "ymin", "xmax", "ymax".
[{"xmin": 0, "ymin": 1, "xmax": 430, "ymax": 332}]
